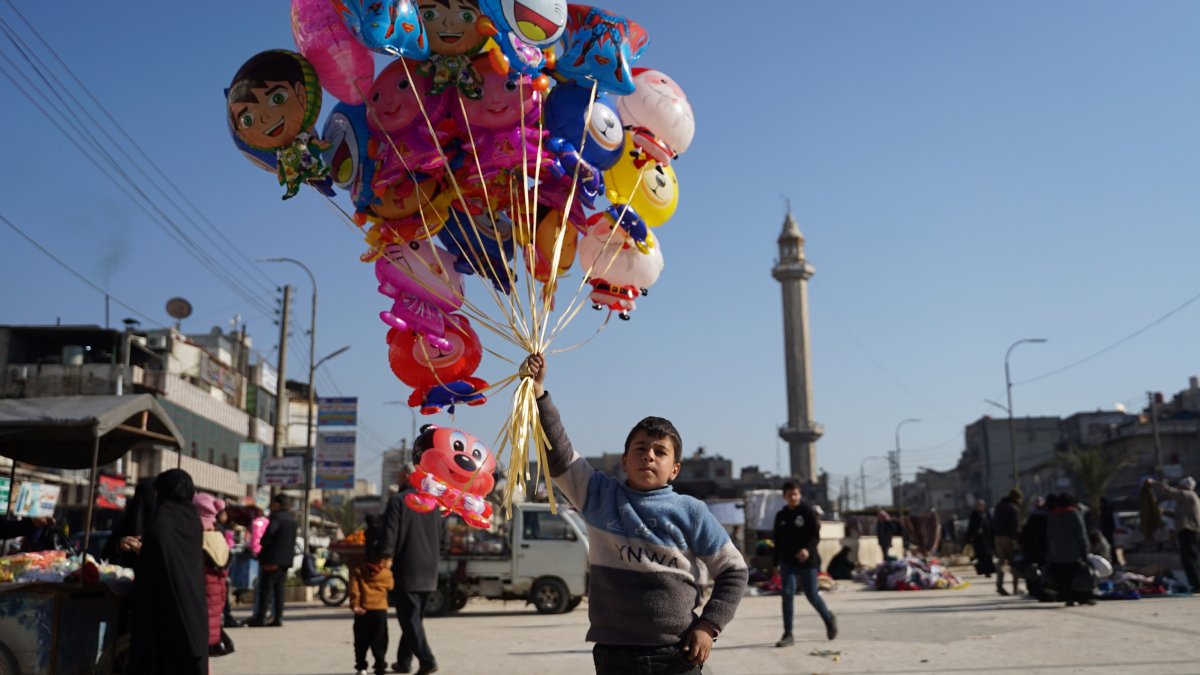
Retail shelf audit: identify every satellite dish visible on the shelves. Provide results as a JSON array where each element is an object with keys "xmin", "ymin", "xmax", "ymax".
[{"xmin": 165, "ymin": 297, "xmax": 193, "ymax": 320}]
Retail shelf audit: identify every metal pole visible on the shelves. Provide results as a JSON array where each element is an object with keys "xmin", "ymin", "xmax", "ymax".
[
  {"xmin": 1149, "ymin": 392, "xmax": 1164, "ymax": 474},
  {"xmin": 271, "ymin": 285, "xmax": 293, "ymax": 497},
  {"xmin": 895, "ymin": 419, "xmax": 920, "ymax": 513},
  {"xmin": 81, "ymin": 428, "xmax": 100, "ymax": 562},
  {"xmin": 1005, "ymin": 338, "xmax": 1047, "ymax": 492}
]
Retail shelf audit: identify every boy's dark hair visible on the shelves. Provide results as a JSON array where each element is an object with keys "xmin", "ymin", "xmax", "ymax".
[
  {"xmin": 623, "ymin": 416, "xmax": 682, "ymax": 463},
  {"xmin": 781, "ymin": 481, "xmax": 800, "ymax": 493},
  {"xmin": 270, "ymin": 494, "xmax": 289, "ymax": 509}
]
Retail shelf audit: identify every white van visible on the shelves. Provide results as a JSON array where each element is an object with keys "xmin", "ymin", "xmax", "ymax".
[{"xmin": 429, "ymin": 502, "xmax": 589, "ymax": 615}]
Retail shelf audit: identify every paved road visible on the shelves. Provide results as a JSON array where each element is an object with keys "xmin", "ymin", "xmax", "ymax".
[{"xmin": 213, "ymin": 568, "xmax": 1199, "ymax": 674}]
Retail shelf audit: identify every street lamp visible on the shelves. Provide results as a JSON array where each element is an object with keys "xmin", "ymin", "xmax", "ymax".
[
  {"xmin": 859, "ymin": 455, "xmax": 885, "ymax": 510},
  {"xmin": 894, "ymin": 418, "xmax": 921, "ymax": 512},
  {"xmin": 1005, "ymin": 338, "xmax": 1047, "ymax": 493}
]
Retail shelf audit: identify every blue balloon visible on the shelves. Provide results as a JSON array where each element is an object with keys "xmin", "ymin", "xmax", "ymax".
[
  {"xmin": 337, "ymin": 0, "xmax": 430, "ymax": 59},
  {"xmin": 437, "ymin": 210, "xmax": 517, "ymax": 294},
  {"xmin": 321, "ymin": 102, "xmax": 378, "ymax": 211},
  {"xmin": 557, "ymin": 5, "xmax": 648, "ymax": 95},
  {"xmin": 544, "ymin": 83, "xmax": 625, "ymax": 172}
]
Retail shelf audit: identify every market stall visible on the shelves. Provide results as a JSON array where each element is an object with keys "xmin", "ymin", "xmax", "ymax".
[{"xmin": 0, "ymin": 394, "xmax": 184, "ymax": 674}]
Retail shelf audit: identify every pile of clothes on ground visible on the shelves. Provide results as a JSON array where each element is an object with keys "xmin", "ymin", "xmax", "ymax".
[
  {"xmin": 1097, "ymin": 570, "xmax": 1192, "ymax": 600},
  {"xmin": 855, "ymin": 556, "xmax": 967, "ymax": 591}
]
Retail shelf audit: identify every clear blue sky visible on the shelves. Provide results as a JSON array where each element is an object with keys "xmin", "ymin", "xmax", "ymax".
[{"xmin": 3, "ymin": 2, "xmax": 1199, "ymax": 504}]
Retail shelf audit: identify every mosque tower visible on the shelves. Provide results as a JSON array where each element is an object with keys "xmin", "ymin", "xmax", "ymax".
[{"xmin": 771, "ymin": 212, "xmax": 823, "ymax": 482}]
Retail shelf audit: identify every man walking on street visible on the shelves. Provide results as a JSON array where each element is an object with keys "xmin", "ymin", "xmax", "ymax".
[
  {"xmin": 248, "ymin": 494, "xmax": 298, "ymax": 627},
  {"xmin": 1148, "ymin": 477, "xmax": 1200, "ymax": 591},
  {"xmin": 380, "ymin": 456, "xmax": 447, "ymax": 675},
  {"xmin": 773, "ymin": 481, "xmax": 836, "ymax": 647},
  {"xmin": 993, "ymin": 489, "xmax": 1022, "ymax": 596}
]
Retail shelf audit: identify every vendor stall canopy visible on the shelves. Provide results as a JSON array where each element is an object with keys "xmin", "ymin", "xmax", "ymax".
[{"xmin": 0, "ymin": 395, "xmax": 183, "ymax": 469}]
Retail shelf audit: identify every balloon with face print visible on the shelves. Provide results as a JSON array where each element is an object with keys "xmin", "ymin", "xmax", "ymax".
[
  {"xmin": 367, "ymin": 58, "xmax": 455, "ymax": 181},
  {"xmin": 292, "ymin": 0, "xmax": 376, "ymax": 104},
  {"xmin": 386, "ymin": 319, "xmax": 489, "ymax": 414},
  {"xmin": 477, "ymin": 0, "xmax": 566, "ymax": 86},
  {"xmin": 544, "ymin": 81, "xmax": 625, "ymax": 173},
  {"xmin": 335, "ymin": 0, "xmax": 430, "ymax": 58},
  {"xmin": 225, "ymin": 88, "xmax": 336, "ymax": 197},
  {"xmin": 375, "ymin": 239, "xmax": 464, "ymax": 349},
  {"xmin": 227, "ymin": 50, "xmax": 332, "ymax": 199},
  {"xmin": 578, "ymin": 213, "xmax": 663, "ymax": 320},
  {"xmin": 557, "ymin": 5, "xmax": 649, "ymax": 95},
  {"xmin": 419, "ymin": 0, "xmax": 488, "ymax": 56},
  {"xmin": 618, "ymin": 68, "xmax": 694, "ymax": 165},
  {"xmin": 405, "ymin": 424, "xmax": 496, "ymax": 528},
  {"xmin": 361, "ymin": 174, "xmax": 447, "ymax": 252},
  {"xmin": 604, "ymin": 138, "xmax": 678, "ymax": 227},
  {"xmin": 453, "ymin": 56, "xmax": 546, "ymax": 177}
]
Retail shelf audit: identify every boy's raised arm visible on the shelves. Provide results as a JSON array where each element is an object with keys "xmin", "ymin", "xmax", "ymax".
[{"xmin": 524, "ymin": 355, "xmax": 594, "ymax": 508}]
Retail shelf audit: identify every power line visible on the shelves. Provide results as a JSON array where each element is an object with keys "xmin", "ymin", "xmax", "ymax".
[
  {"xmin": 1016, "ymin": 288, "xmax": 1200, "ymax": 386},
  {"xmin": 0, "ymin": 22, "xmax": 276, "ymax": 316},
  {"xmin": 0, "ymin": 212, "xmax": 163, "ymax": 327}
]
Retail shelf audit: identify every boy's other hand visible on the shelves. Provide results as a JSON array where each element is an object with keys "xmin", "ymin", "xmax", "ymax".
[
  {"xmin": 521, "ymin": 354, "xmax": 546, "ymax": 397},
  {"xmin": 683, "ymin": 625, "xmax": 714, "ymax": 665},
  {"xmin": 352, "ymin": 606, "xmax": 365, "ymax": 615},
  {"xmin": 796, "ymin": 549, "xmax": 810, "ymax": 563}
]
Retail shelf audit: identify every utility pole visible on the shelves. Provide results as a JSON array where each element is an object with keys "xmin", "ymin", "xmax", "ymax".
[
  {"xmin": 888, "ymin": 451, "xmax": 899, "ymax": 508},
  {"xmin": 271, "ymin": 285, "xmax": 293, "ymax": 495},
  {"xmin": 1149, "ymin": 391, "xmax": 1164, "ymax": 474},
  {"xmin": 860, "ymin": 464, "xmax": 868, "ymax": 511},
  {"xmin": 842, "ymin": 476, "xmax": 851, "ymax": 514}
]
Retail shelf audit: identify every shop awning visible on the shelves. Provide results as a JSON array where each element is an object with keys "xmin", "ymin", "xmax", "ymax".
[{"xmin": 0, "ymin": 395, "xmax": 183, "ymax": 469}]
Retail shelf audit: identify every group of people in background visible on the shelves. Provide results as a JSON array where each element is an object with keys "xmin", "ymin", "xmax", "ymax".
[{"xmin": 962, "ymin": 476, "xmax": 1200, "ymax": 606}]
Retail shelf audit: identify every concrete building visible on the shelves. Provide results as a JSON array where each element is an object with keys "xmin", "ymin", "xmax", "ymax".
[
  {"xmin": 962, "ymin": 415, "xmax": 1061, "ymax": 505},
  {"xmin": 772, "ymin": 212, "xmax": 823, "ymax": 484},
  {"xmin": 0, "ymin": 323, "xmax": 280, "ymax": 507},
  {"xmin": 380, "ymin": 440, "xmax": 413, "ymax": 492}
]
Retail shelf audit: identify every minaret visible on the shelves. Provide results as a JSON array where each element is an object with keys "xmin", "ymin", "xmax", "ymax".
[{"xmin": 772, "ymin": 212, "xmax": 823, "ymax": 482}]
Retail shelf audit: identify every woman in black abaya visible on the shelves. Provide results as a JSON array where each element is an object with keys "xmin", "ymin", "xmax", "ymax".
[
  {"xmin": 128, "ymin": 469, "xmax": 208, "ymax": 675},
  {"xmin": 101, "ymin": 477, "xmax": 156, "ymax": 568}
]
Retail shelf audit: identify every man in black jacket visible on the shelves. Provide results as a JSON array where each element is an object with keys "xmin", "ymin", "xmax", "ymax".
[
  {"xmin": 248, "ymin": 494, "xmax": 298, "ymax": 627},
  {"xmin": 773, "ymin": 481, "xmax": 836, "ymax": 647},
  {"xmin": 992, "ymin": 489, "xmax": 1022, "ymax": 596},
  {"xmin": 380, "ymin": 459, "xmax": 447, "ymax": 675}
]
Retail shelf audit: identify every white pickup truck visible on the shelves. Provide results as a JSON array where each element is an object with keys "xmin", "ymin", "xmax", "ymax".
[{"xmin": 429, "ymin": 502, "xmax": 590, "ymax": 615}]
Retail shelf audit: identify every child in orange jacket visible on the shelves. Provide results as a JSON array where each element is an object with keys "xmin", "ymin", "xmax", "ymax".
[{"xmin": 350, "ymin": 519, "xmax": 395, "ymax": 675}]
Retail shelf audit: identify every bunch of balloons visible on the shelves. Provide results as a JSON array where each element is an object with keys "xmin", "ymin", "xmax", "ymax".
[{"xmin": 225, "ymin": 0, "xmax": 695, "ymax": 420}]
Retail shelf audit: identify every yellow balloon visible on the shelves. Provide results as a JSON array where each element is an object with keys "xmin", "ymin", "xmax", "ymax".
[{"xmin": 603, "ymin": 135, "xmax": 679, "ymax": 227}]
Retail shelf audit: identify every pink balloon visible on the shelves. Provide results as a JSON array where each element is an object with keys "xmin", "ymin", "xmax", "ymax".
[{"xmin": 291, "ymin": 0, "xmax": 375, "ymax": 104}]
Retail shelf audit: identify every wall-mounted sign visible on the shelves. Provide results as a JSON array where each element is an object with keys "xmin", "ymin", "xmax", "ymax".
[{"xmin": 317, "ymin": 397, "xmax": 358, "ymax": 427}]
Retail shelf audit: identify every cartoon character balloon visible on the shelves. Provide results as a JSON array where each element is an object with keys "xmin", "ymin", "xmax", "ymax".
[
  {"xmin": 421, "ymin": 0, "xmax": 488, "ymax": 55},
  {"xmin": 368, "ymin": 58, "xmax": 454, "ymax": 180},
  {"xmin": 387, "ymin": 319, "xmax": 489, "ymax": 413},
  {"xmin": 477, "ymin": 0, "xmax": 567, "ymax": 87},
  {"xmin": 453, "ymin": 56, "xmax": 546, "ymax": 177},
  {"xmin": 618, "ymin": 68, "xmax": 694, "ymax": 165},
  {"xmin": 604, "ymin": 140, "xmax": 678, "ymax": 227},
  {"xmin": 335, "ymin": 0, "xmax": 430, "ymax": 58},
  {"xmin": 544, "ymin": 82, "xmax": 625, "ymax": 182},
  {"xmin": 578, "ymin": 214, "xmax": 663, "ymax": 320},
  {"xmin": 225, "ymin": 92, "xmax": 335, "ymax": 197},
  {"xmin": 292, "ymin": 0, "xmax": 376, "ymax": 104},
  {"xmin": 227, "ymin": 50, "xmax": 331, "ymax": 199},
  {"xmin": 376, "ymin": 239, "xmax": 465, "ymax": 349},
  {"xmin": 405, "ymin": 424, "xmax": 496, "ymax": 528},
  {"xmin": 557, "ymin": 5, "xmax": 648, "ymax": 95},
  {"xmin": 363, "ymin": 175, "xmax": 446, "ymax": 249}
]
